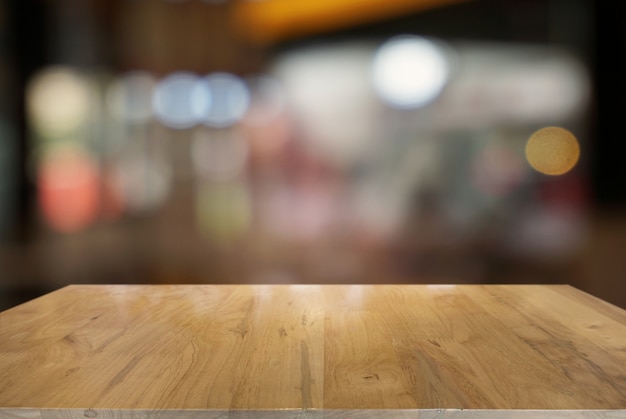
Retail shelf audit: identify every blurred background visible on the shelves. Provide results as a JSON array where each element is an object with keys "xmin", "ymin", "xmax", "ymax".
[{"xmin": 1, "ymin": 0, "xmax": 626, "ymax": 310}]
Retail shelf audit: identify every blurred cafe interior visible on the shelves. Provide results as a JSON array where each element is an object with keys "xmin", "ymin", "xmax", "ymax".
[{"xmin": 1, "ymin": 0, "xmax": 626, "ymax": 311}]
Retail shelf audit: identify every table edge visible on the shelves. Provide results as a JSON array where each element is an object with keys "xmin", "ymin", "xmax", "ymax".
[{"xmin": 1, "ymin": 407, "xmax": 624, "ymax": 418}]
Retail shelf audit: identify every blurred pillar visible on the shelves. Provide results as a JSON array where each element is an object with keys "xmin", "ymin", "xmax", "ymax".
[
  {"xmin": 591, "ymin": 1, "xmax": 626, "ymax": 207},
  {"xmin": 6, "ymin": 0, "xmax": 48, "ymax": 241}
]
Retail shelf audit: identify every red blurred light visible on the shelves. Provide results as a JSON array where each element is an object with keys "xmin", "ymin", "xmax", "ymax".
[{"xmin": 38, "ymin": 149, "xmax": 100, "ymax": 233}]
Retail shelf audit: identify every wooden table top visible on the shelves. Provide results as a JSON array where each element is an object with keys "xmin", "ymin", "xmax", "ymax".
[{"xmin": 1, "ymin": 284, "xmax": 626, "ymax": 418}]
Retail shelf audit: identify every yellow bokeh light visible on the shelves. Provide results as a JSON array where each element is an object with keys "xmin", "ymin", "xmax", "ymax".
[{"xmin": 525, "ymin": 126, "xmax": 580, "ymax": 176}]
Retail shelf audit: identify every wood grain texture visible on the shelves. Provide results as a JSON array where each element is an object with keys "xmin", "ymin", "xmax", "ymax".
[{"xmin": 1, "ymin": 284, "xmax": 625, "ymax": 417}]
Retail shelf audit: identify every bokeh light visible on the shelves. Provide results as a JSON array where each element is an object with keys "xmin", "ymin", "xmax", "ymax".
[
  {"xmin": 526, "ymin": 126, "xmax": 580, "ymax": 176},
  {"xmin": 27, "ymin": 66, "xmax": 91, "ymax": 138},
  {"xmin": 372, "ymin": 35, "xmax": 449, "ymax": 109},
  {"xmin": 37, "ymin": 145, "xmax": 99, "ymax": 233},
  {"xmin": 110, "ymin": 152, "xmax": 172, "ymax": 214},
  {"xmin": 273, "ymin": 44, "xmax": 379, "ymax": 165},
  {"xmin": 153, "ymin": 72, "xmax": 210, "ymax": 129},
  {"xmin": 106, "ymin": 71, "xmax": 156, "ymax": 124},
  {"xmin": 192, "ymin": 129, "xmax": 248, "ymax": 180},
  {"xmin": 196, "ymin": 180, "xmax": 251, "ymax": 245},
  {"xmin": 202, "ymin": 73, "xmax": 250, "ymax": 128}
]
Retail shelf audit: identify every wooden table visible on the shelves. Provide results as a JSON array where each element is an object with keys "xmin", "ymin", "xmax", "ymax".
[{"xmin": 1, "ymin": 284, "xmax": 626, "ymax": 418}]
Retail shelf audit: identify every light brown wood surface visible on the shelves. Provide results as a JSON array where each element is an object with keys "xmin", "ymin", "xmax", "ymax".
[{"xmin": 1, "ymin": 284, "xmax": 626, "ymax": 417}]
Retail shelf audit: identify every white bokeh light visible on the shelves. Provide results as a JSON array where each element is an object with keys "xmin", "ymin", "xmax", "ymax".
[
  {"xmin": 372, "ymin": 35, "xmax": 449, "ymax": 109},
  {"xmin": 203, "ymin": 73, "xmax": 250, "ymax": 128},
  {"xmin": 106, "ymin": 72, "xmax": 156, "ymax": 124},
  {"xmin": 153, "ymin": 73, "xmax": 210, "ymax": 129},
  {"xmin": 272, "ymin": 45, "xmax": 379, "ymax": 166}
]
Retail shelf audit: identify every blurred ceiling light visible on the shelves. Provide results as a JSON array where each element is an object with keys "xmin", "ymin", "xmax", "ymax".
[
  {"xmin": 203, "ymin": 73, "xmax": 250, "ymax": 128},
  {"xmin": 37, "ymin": 145, "xmax": 99, "ymax": 233},
  {"xmin": 525, "ymin": 127, "xmax": 580, "ymax": 176},
  {"xmin": 106, "ymin": 71, "xmax": 156, "ymax": 124},
  {"xmin": 27, "ymin": 67, "xmax": 91, "ymax": 138},
  {"xmin": 372, "ymin": 35, "xmax": 450, "ymax": 109},
  {"xmin": 192, "ymin": 129, "xmax": 248, "ymax": 180},
  {"xmin": 153, "ymin": 72, "xmax": 210, "ymax": 129},
  {"xmin": 232, "ymin": 0, "xmax": 468, "ymax": 45}
]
